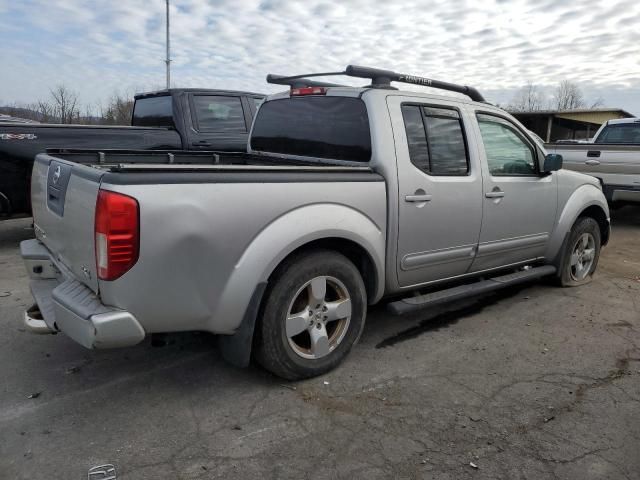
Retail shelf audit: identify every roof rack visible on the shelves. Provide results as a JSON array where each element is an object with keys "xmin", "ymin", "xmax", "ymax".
[
  {"xmin": 266, "ymin": 73, "xmax": 346, "ymax": 89},
  {"xmin": 266, "ymin": 65, "xmax": 485, "ymax": 102}
]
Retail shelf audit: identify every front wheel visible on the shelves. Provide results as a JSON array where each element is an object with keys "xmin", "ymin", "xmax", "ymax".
[
  {"xmin": 559, "ymin": 216, "xmax": 601, "ymax": 287},
  {"xmin": 253, "ymin": 250, "xmax": 367, "ymax": 380}
]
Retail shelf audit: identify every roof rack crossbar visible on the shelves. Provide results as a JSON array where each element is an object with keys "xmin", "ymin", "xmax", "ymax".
[
  {"xmin": 265, "ymin": 65, "xmax": 485, "ymax": 102},
  {"xmin": 266, "ymin": 74, "xmax": 346, "ymax": 88},
  {"xmin": 346, "ymin": 65, "xmax": 485, "ymax": 102}
]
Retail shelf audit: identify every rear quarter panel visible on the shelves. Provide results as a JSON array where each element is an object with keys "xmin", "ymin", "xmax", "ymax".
[{"xmin": 98, "ymin": 177, "xmax": 387, "ymax": 334}]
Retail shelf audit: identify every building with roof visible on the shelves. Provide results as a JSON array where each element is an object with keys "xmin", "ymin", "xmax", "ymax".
[{"xmin": 510, "ymin": 108, "xmax": 635, "ymax": 143}]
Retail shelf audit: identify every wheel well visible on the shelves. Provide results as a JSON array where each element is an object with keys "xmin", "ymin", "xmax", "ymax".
[
  {"xmin": 578, "ymin": 205, "xmax": 610, "ymax": 245},
  {"xmin": 270, "ymin": 238, "xmax": 378, "ymax": 303}
]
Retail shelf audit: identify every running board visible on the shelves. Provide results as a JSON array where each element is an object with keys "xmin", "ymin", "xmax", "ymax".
[{"xmin": 387, "ymin": 265, "xmax": 557, "ymax": 315}]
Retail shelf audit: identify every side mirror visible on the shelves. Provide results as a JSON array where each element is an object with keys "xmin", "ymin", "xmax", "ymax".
[{"xmin": 543, "ymin": 154, "xmax": 563, "ymax": 172}]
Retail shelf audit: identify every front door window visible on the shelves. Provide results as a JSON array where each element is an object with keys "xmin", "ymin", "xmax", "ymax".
[{"xmin": 477, "ymin": 114, "xmax": 537, "ymax": 176}]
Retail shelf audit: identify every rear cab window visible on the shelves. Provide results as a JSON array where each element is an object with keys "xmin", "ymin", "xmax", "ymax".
[
  {"xmin": 250, "ymin": 96, "xmax": 371, "ymax": 162},
  {"xmin": 596, "ymin": 123, "xmax": 640, "ymax": 144},
  {"xmin": 132, "ymin": 96, "xmax": 174, "ymax": 127},
  {"xmin": 191, "ymin": 95, "xmax": 247, "ymax": 132}
]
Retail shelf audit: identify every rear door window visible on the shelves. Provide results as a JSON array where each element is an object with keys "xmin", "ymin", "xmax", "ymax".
[
  {"xmin": 192, "ymin": 95, "xmax": 247, "ymax": 132},
  {"xmin": 251, "ymin": 97, "xmax": 371, "ymax": 162},
  {"xmin": 401, "ymin": 104, "xmax": 469, "ymax": 175}
]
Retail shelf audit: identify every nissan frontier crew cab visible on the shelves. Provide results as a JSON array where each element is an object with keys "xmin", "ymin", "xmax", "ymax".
[{"xmin": 20, "ymin": 66, "xmax": 610, "ymax": 380}]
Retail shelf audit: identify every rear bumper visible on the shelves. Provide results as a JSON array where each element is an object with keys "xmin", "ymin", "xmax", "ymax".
[{"xmin": 20, "ymin": 239, "xmax": 145, "ymax": 349}]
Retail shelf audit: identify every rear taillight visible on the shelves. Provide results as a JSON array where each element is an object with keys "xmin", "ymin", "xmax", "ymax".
[
  {"xmin": 95, "ymin": 190, "xmax": 139, "ymax": 281},
  {"xmin": 290, "ymin": 86, "xmax": 327, "ymax": 96}
]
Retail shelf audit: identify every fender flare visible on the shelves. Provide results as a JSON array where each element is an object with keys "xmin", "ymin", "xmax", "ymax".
[
  {"xmin": 546, "ymin": 184, "xmax": 610, "ymax": 265},
  {"xmin": 216, "ymin": 203, "xmax": 385, "ymax": 367}
]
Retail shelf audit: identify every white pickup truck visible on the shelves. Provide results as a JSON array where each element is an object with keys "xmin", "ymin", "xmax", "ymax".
[
  {"xmin": 21, "ymin": 66, "xmax": 610, "ymax": 380},
  {"xmin": 547, "ymin": 118, "xmax": 640, "ymax": 205}
]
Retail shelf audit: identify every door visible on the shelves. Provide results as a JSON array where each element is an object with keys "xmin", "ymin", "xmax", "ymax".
[
  {"xmin": 187, "ymin": 94, "xmax": 252, "ymax": 151},
  {"xmin": 471, "ymin": 112, "xmax": 557, "ymax": 272},
  {"xmin": 390, "ymin": 98, "xmax": 483, "ymax": 287}
]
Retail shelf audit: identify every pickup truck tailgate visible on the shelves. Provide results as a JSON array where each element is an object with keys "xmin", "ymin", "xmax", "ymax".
[{"xmin": 31, "ymin": 154, "xmax": 104, "ymax": 292}]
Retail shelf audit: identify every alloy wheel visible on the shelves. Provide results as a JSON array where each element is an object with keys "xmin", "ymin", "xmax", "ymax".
[
  {"xmin": 285, "ymin": 275, "xmax": 352, "ymax": 360},
  {"xmin": 569, "ymin": 232, "xmax": 596, "ymax": 281}
]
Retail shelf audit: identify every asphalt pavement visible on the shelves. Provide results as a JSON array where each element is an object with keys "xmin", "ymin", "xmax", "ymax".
[{"xmin": 1, "ymin": 207, "xmax": 638, "ymax": 480}]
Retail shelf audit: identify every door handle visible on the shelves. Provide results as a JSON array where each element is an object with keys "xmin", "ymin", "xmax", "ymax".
[
  {"xmin": 405, "ymin": 194, "xmax": 432, "ymax": 202},
  {"xmin": 192, "ymin": 140, "xmax": 212, "ymax": 147},
  {"xmin": 585, "ymin": 159, "xmax": 600, "ymax": 166},
  {"xmin": 485, "ymin": 190, "xmax": 505, "ymax": 199},
  {"xmin": 587, "ymin": 150, "xmax": 601, "ymax": 158}
]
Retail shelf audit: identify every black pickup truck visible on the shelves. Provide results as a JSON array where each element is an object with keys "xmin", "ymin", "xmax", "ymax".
[{"xmin": 0, "ymin": 88, "xmax": 264, "ymax": 216}]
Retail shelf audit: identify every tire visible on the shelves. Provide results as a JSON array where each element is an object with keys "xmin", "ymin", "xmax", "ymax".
[
  {"xmin": 559, "ymin": 216, "xmax": 601, "ymax": 287},
  {"xmin": 253, "ymin": 250, "xmax": 367, "ymax": 380}
]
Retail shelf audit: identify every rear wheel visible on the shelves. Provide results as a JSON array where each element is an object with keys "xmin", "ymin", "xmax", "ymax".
[
  {"xmin": 559, "ymin": 217, "xmax": 601, "ymax": 287},
  {"xmin": 254, "ymin": 250, "xmax": 367, "ymax": 380}
]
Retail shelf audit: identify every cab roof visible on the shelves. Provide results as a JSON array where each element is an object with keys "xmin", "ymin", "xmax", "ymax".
[{"xmin": 134, "ymin": 88, "xmax": 264, "ymax": 100}]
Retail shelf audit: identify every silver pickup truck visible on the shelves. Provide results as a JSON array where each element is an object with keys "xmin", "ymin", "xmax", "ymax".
[
  {"xmin": 547, "ymin": 118, "xmax": 640, "ymax": 205},
  {"xmin": 21, "ymin": 66, "xmax": 610, "ymax": 380}
]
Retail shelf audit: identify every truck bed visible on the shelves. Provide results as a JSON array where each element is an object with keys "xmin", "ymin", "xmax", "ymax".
[
  {"xmin": 40, "ymin": 148, "xmax": 380, "ymax": 184},
  {"xmin": 28, "ymin": 151, "xmax": 386, "ymax": 341},
  {"xmin": 43, "ymin": 148, "xmax": 373, "ymax": 168},
  {"xmin": 0, "ymin": 125, "xmax": 181, "ymax": 216},
  {"xmin": 547, "ymin": 143, "xmax": 640, "ymax": 203}
]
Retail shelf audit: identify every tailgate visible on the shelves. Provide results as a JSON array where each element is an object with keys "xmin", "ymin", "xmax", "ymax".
[{"xmin": 31, "ymin": 154, "xmax": 105, "ymax": 292}]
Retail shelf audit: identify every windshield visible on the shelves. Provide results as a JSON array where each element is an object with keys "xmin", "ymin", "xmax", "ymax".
[
  {"xmin": 595, "ymin": 122, "xmax": 640, "ymax": 144},
  {"xmin": 250, "ymin": 96, "xmax": 371, "ymax": 162}
]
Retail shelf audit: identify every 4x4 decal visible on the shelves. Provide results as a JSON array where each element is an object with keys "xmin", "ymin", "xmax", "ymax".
[{"xmin": 0, "ymin": 133, "xmax": 38, "ymax": 140}]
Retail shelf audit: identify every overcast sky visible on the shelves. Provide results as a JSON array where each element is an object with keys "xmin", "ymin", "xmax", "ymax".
[{"xmin": 1, "ymin": 0, "xmax": 639, "ymax": 115}]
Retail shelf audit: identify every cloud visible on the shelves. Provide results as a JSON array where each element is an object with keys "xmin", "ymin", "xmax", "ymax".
[{"xmin": 0, "ymin": 0, "xmax": 639, "ymax": 115}]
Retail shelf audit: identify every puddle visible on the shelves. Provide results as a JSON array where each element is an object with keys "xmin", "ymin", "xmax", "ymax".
[{"xmin": 376, "ymin": 285, "xmax": 528, "ymax": 349}]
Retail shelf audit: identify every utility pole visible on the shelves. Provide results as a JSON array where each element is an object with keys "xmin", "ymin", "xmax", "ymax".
[{"xmin": 165, "ymin": 0, "xmax": 171, "ymax": 89}]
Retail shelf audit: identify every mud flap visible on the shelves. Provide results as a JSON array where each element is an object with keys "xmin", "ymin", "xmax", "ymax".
[
  {"xmin": 218, "ymin": 282, "xmax": 267, "ymax": 368},
  {"xmin": 552, "ymin": 231, "xmax": 570, "ymax": 277}
]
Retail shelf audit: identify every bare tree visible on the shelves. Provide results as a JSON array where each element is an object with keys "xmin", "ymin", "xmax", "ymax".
[
  {"xmin": 35, "ymin": 100, "xmax": 55, "ymax": 123},
  {"xmin": 50, "ymin": 84, "xmax": 80, "ymax": 123},
  {"xmin": 82, "ymin": 105, "xmax": 95, "ymax": 125},
  {"xmin": 553, "ymin": 80, "xmax": 585, "ymax": 110},
  {"xmin": 0, "ymin": 101, "xmax": 52, "ymax": 122},
  {"xmin": 100, "ymin": 93, "xmax": 134, "ymax": 125},
  {"xmin": 508, "ymin": 81, "xmax": 545, "ymax": 112},
  {"xmin": 590, "ymin": 96, "xmax": 605, "ymax": 108}
]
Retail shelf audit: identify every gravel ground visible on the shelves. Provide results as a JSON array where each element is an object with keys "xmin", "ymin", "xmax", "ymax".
[{"xmin": 0, "ymin": 207, "xmax": 638, "ymax": 480}]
